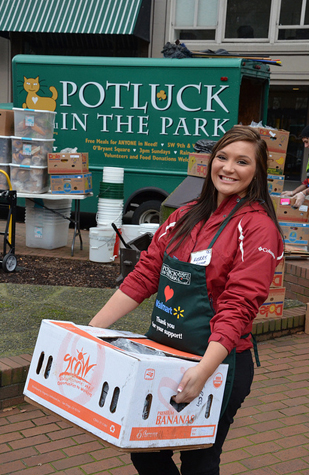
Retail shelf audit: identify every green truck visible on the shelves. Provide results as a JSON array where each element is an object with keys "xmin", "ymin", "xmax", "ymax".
[{"xmin": 12, "ymin": 55, "xmax": 271, "ymax": 222}]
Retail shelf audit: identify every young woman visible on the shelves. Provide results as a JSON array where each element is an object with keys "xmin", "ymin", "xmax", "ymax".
[{"xmin": 89, "ymin": 126, "xmax": 284, "ymax": 475}]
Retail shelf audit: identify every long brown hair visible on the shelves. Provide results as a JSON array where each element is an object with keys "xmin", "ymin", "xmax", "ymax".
[{"xmin": 168, "ymin": 126, "xmax": 282, "ymax": 252}]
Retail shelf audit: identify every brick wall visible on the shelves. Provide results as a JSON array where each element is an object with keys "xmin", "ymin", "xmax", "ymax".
[
  {"xmin": 284, "ymin": 261, "xmax": 309, "ymax": 304},
  {"xmin": 0, "ymin": 355, "xmax": 31, "ymax": 410}
]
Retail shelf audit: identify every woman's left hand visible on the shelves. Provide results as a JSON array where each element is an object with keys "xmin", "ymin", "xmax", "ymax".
[
  {"xmin": 173, "ymin": 341, "xmax": 229, "ymax": 404},
  {"xmin": 173, "ymin": 364, "xmax": 208, "ymax": 404}
]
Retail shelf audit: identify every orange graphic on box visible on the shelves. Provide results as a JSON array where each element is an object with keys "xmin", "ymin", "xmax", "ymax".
[
  {"xmin": 259, "ymin": 302, "xmax": 283, "ymax": 318},
  {"xmin": 27, "ymin": 379, "xmax": 121, "ymax": 438}
]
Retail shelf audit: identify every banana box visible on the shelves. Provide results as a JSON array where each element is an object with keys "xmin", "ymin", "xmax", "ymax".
[
  {"xmin": 267, "ymin": 152, "xmax": 286, "ymax": 175},
  {"xmin": 267, "ymin": 174, "xmax": 285, "ymax": 195},
  {"xmin": 24, "ymin": 320, "xmax": 228, "ymax": 451},
  {"xmin": 257, "ymin": 128, "xmax": 290, "ymax": 154},
  {"xmin": 272, "ymin": 196, "xmax": 309, "ymax": 223},
  {"xmin": 280, "ymin": 221, "xmax": 309, "ymax": 249},
  {"xmin": 271, "ymin": 258, "xmax": 285, "ymax": 288},
  {"xmin": 256, "ymin": 287, "xmax": 286, "ymax": 319},
  {"xmin": 187, "ymin": 153, "xmax": 210, "ymax": 178}
]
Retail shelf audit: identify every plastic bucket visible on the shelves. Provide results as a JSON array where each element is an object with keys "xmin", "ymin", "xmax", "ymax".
[
  {"xmin": 98, "ymin": 198, "xmax": 123, "ymax": 208},
  {"xmin": 120, "ymin": 225, "xmax": 142, "ymax": 248},
  {"xmin": 120, "ymin": 224, "xmax": 159, "ymax": 249},
  {"xmin": 139, "ymin": 223, "xmax": 160, "ymax": 235},
  {"xmin": 102, "ymin": 167, "xmax": 124, "ymax": 183},
  {"xmin": 89, "ymin": 227, "xmax": 116, "ymax": 263}
]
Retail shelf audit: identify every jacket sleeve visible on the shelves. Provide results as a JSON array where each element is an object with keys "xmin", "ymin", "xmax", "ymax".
[
  {"xmin": 119, "ymin": 208, "xmax": 183, "ymax": 303},
  {"xmin": 208, "ymin": 213, "xmax": 284, "ymax": 353}
]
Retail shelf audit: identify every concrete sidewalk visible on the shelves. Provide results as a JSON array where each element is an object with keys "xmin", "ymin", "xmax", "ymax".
[{"xmin": 1, "ymin": 332, "xmax": 309, "ymax": 475}]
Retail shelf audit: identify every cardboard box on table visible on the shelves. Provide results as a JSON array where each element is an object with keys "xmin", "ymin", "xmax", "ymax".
[
  {"xmin": 280, "ymin": 221, "xmax": 309, "ymax": 249},
  {"xmin": 256, "ymin": 286, "xmax": 286, "ymax": 319},
  {"xmin": 267, "ymin": 174, "xmax": 285, "ymax": 195},
  {"xmin": 48, "ymin": 153, "xmax": 89, "ymax": 174},
  {"xmin": 271, "ymin": 196, "xmax": 309, "ymax": 223},
  {"xmin": 24, "ymin": 320, "xmax": 228, "ymax": 451},
  {"xmin": 50, "ymin": 173, "xmax": 92, "ymax": 194}
]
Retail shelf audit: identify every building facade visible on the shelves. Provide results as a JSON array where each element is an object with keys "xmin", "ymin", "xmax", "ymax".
[
  {"xmin": 1, "ymin": 0, "xmax": 308, "ymax": 185},
  {"xmin": 151, "ymin": 0, "xmax": 309, "ymax": 185}
]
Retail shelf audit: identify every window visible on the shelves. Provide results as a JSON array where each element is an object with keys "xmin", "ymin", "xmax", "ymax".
[
  {"xmin": 225, "ymin": 0, "xmax": 272, "ymax": 39},
  {"xmin": 172, "ymin": 0, "xmax": 309, "ymax": 43},
  {"xmin": 278, "ymin": 0, "xmax": 309, "ymax": 40},
  {"xmin": 173, "ymin": 0, "xmax": 218, "ymax": 40}
]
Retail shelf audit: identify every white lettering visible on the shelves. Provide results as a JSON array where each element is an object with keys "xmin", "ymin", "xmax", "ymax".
[
  {"xmin": 79, "ymin": 82, "xmax": 105, "ymax": 108},
  {"xmin": 176, "ymin": 83, "xmax": 201, "ymax": 112},
  {"xmin": 106, "ymin": 82, "xmax": 130, "ymax": 109},
  {"xmin": 150, "ymin": 84, "xmax": 174, "ymax": 111},
  {"xmin": 204, "ymin": 85, "xmax": 229, "ymax": 112}
]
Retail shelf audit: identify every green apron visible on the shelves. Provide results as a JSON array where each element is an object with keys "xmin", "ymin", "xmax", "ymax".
[{"xmin": 146, "ymin": 198, "xmax": 248, "ymax": 416}]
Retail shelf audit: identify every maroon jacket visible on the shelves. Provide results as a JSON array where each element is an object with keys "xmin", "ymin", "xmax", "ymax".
[{"xmin": 120, "ymin": 195, "xmax": 284, "ymax": 354}]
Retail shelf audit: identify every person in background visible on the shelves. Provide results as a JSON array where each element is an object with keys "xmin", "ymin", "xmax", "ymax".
[
  {"xmin": 281, "ymin": 125, "xmax": 309, "ymax": 207},
  {"xmin": 89, "ymin": 126, "xmax": 283, "ymax": 475}
]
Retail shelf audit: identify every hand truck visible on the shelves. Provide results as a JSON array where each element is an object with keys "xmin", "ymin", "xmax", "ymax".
[{"xmin": 0, "ymin": 170, "xmax": 17, "ymax": 272}]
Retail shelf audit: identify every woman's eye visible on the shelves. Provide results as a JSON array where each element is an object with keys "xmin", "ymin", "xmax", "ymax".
[
  {"xmin": 238, "ymin": 160, "xmax": 248, "ymax": 165},
  {"xmin": 217, "ymin": 155, "xmax": 226, "ymax": 160}
]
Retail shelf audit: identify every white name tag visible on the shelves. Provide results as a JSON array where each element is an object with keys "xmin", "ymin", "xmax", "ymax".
[{"xmin": 190, "ymin": 249, "xmax": 212, "ymax": 266}]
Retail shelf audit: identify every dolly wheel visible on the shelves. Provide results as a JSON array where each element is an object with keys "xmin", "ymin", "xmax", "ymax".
[{"xmin": 2, "ymin": 253, "xmax": 17, "ymax": 273}]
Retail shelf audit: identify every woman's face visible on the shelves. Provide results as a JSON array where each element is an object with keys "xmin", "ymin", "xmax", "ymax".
[{"xmin": 211, "ymin": 140, "xmax": 257, "ymax": 206}]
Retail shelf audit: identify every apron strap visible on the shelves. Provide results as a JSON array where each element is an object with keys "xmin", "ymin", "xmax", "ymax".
[
  {"xmin": 242, "ymin": 332, "xmax": 260, "ymax": 367},
  {"xmin": 208, "ymin": 197, "xmax": 248, "ymax": 249}
]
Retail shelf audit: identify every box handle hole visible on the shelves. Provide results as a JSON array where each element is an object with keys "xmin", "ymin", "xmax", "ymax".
[
  {"xmin": 169, "ymin": 397, "xmax": 188, "ymax": 413},
  {"xmin": 44, "ymin": 356, "xmax": 53, "ymax": 379},
  {"xmin": 142, "ymin": 394, "xmax": 153, "ymax": 420},
  {"xmin": 110, "ymin": 387, "xmax": 120, "ymax": 413},
  {"xmin": 99, "ymin": 381, "xmax": 109, "ymax": 408},
  {"xmin": 36, "ymin": 352, "xmax": 45, "ymax": 374},
  {"xmin": 205, "ymin": 394, "xmax": 213, "ymax": 418}
]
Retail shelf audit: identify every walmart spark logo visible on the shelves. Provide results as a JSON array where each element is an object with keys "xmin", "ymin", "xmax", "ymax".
[{"xmin": 173, "ymin": 306, "xmax": 184, "ymax": 319}]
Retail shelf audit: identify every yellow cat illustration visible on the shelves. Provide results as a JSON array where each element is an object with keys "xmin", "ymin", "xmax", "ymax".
[{"xmin": 22, "ymin": 77, "xmax": 58, "ymax": 111}]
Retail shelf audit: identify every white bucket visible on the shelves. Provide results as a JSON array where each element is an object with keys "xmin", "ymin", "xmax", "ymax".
[
  {"xmin": 98, "ymin": 198, "xmax": 124, "ymax": 209},
  {"xmin": 120, "ymin": 223, "xmax": 160, "ymax": 249},
  {"xmin": 139, "ymin": 223, "xmax": 160, "ymax": 235},
  {"xmin": 102, "ymin": 167, "xmax": 124, "ymax": 183},
  {"xmin": 89, "ymin": 227, "xmax": 116, "ymax": 263}
]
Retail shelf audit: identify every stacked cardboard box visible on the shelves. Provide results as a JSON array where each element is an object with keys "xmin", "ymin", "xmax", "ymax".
[{"xmin": 48, "ymin": 152, "xmax": 92, "ymax": 194}]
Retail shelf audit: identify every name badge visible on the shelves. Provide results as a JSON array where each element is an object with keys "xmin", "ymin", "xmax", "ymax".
[{"xmin": 190, "ymin": 249, "xmax": 212, "ymax": 266}]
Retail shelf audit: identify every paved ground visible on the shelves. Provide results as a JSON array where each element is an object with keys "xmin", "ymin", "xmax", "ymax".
[
  {"xmin": 1, "ymin": 220, "xmax": 309, "ymax": 474},
  {"xmin": 1, "ymin": 332, "xmax": 309, "ymax": 475}
]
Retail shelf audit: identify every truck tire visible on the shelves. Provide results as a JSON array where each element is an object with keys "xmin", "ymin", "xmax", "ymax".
[{"xmin": 132, "ymin": 200, "xmax": 161, "ymax": 224}]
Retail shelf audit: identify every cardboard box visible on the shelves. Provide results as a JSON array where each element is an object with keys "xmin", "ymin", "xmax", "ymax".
[
  {"xmin": 187, "ymin": 153, "xmax": 210, "ymax": 178},
  {"xmin": 255, "ymin": 127, "xmax": 290, "ymax": 154},
  {"xmin": 256, "ymin": 287, "xmax": 286, "ymax": 319},
  {"xmin": 267, "ymin": 152, "xmax": 286, "ymax": 175},
  {"xmin": 267, "ymin": 174, "xmax": 284, "ymax": 195},
  {"xmin": 272, "ymin": 196, "xmax": 309, "ymax": 223},
  {"xmin": 271, "ymin": 258, "xmax": 285, "ymax": 288},
  {"xmin": 24, "ymin": 320, "xmax": 228, "ymax": 451},
  {"xmin": 50, "ymin": 173, "xmax": 92, "ymax": 194},
  {"xmin": 280, "ymin": 221, "xmax": 309, "ymax": 248},
  {"xmin": 0, "ymin": 109, "xmax": 14, "ymax": 136},
  {"xmin": 48, "ymin": 153, "xmax": 89, "ymax": 174}
]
